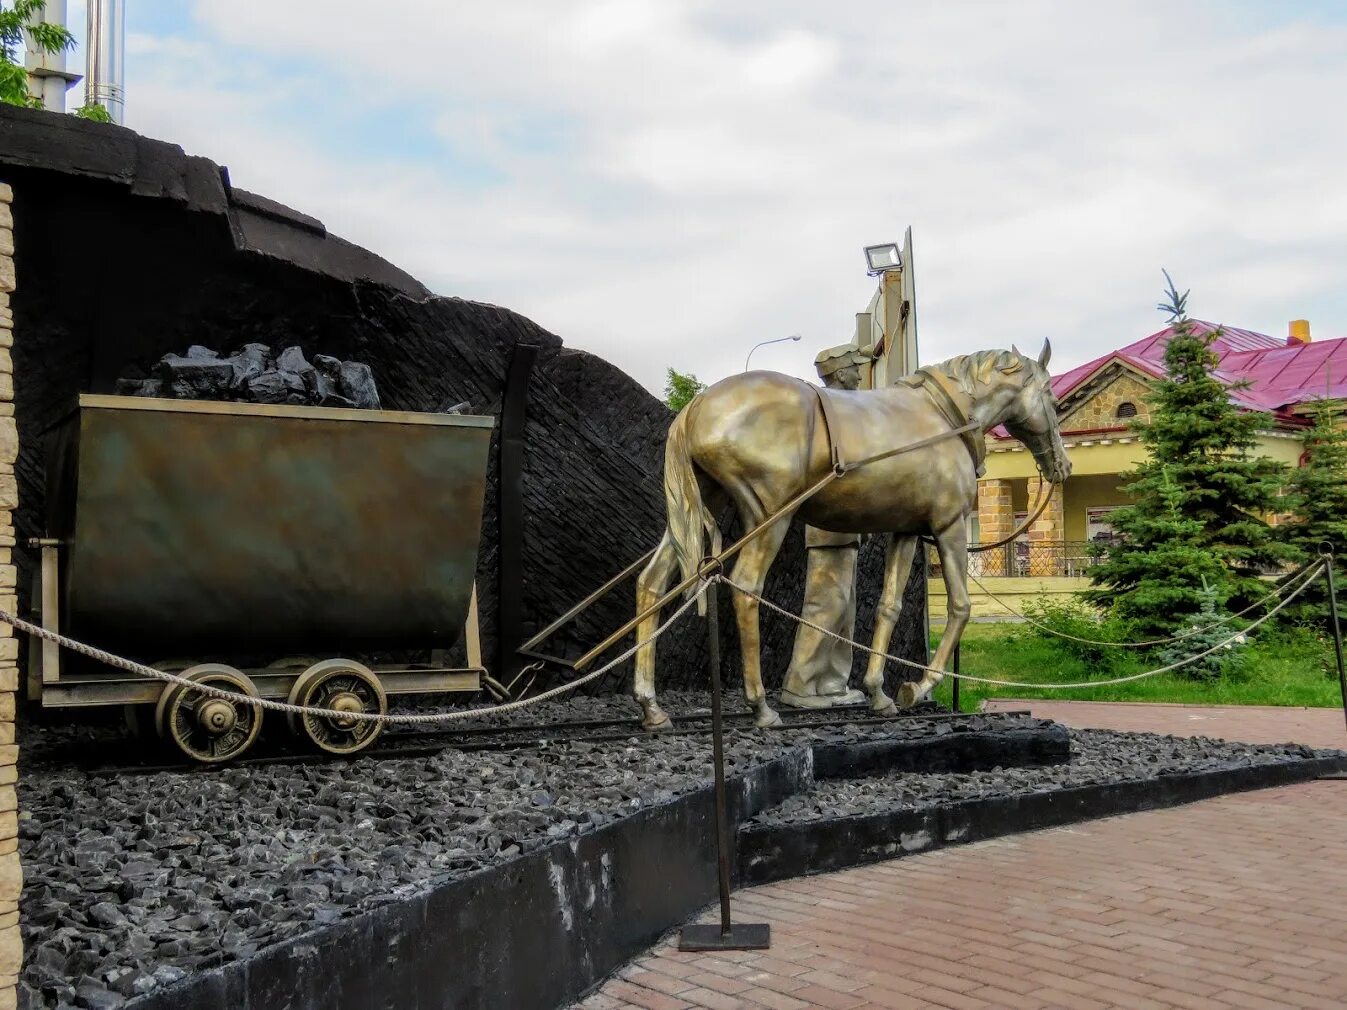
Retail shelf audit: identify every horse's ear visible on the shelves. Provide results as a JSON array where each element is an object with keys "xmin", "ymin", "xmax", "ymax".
[{"xmin": 1038, "ymin": 338, "xmax": 1052, "ymax": 368}]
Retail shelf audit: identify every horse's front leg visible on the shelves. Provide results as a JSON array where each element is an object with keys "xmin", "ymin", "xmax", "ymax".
[
  {"xmin": 861, "ymin": 534, "xmax": 918, "ymax": 715},
  {"xmin": 633, "ymin": 531, "xmax": 680, "ymax": 730},
  {"xmin": 898, "ymin": 522, "xmax": 969, "ymax": 708},
  {"xmin": 729, "ymin": 517, "xmax": 793, "ymax": 728}
]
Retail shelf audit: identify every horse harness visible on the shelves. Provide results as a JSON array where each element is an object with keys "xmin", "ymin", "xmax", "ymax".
[{"xmin": 810, "ymin": 368, "xmax": 986, "ymax": 478}]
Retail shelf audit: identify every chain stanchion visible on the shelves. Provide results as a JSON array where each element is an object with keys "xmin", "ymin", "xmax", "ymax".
[
  {"xmin": 679, "ymin": 567, "xmax": 770, "ymax": 952},
  {"xmin": 1322, "ymin": 545, "xmax": 1347, "ymax": 733}
]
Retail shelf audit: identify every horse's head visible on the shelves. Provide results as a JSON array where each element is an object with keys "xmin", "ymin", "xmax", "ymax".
[
  {"xmin": 999, "ymin": 340, "xmax": 1071, "ymax": 485},
  {"xmin": 936, "ymin": 342, "xmax": 1071, "ymax": 485}
]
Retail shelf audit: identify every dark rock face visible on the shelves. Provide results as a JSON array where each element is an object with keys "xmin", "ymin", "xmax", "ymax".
[
  {"xmin": 0, "ymin": 103, "xmax": 926, "ymax": 697},
  {"xmin": 116, "ymin": 343, "xmax": 380, "ymax": 409}
]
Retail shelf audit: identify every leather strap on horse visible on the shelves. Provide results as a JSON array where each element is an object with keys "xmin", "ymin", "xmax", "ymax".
[
  {"xmin": 810, "ymin": 385, "xmax": 847, "ymax": 471},
  {"xmin": 903, "ymin": 367, "xmax": 988, "ymax": 478}
]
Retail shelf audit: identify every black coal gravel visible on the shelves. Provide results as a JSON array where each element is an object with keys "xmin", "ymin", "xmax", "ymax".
[
  {"xmin": 16, "ymin": 693, "xmax": 985, "ymax": 1009},
  {"xmin": 15, "ymin": 700, "xmax": 1336, "ymax": 1010},
  {"xmin": 748, "ymin": 728, "xmax": 1339, "ymax": 825},
  {"xmin": 114, "ymin": 342, "xmax": 381, "ymax": 409}
]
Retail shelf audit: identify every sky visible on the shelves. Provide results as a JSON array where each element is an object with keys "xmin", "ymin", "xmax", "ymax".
[{"xmin": 62, "ymin": 1, "xmax": 1347, "ymax": 394}]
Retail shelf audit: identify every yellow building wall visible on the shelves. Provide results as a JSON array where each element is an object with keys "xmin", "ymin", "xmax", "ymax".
[
  {"xmin": 985, "ymin": 434, "xmax": 1306, "ymax": 542},
  {"xmin": 1062, "ymin": 475, "xmax": 1131, "ymax": 541},
  {"xmin": 928, "ymin": 576, "xmax": 1090, "ymax": 620}
]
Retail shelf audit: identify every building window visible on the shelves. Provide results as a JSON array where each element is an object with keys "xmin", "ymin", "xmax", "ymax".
[{"xmin": 1115, "ymin": 401, "xmax": 1138, "ymax": 419}]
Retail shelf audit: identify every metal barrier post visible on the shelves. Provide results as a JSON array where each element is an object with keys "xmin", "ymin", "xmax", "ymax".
[
  {"xmin": 680, "ymin": 576, "xmax": 770, "ymax": 951},
  {"xmin": 950, "ymin": 643, "xmax": 961, "ymax": 713},
  {"xmin": 1322, "ymin": 547, "xmax": 1347, "ymax": 732}
]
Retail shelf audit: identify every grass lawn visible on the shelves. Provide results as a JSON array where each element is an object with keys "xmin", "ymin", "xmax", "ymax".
[{"xmin": 929, "ymin": 621, "xmax": 1345, "ymax": 711}]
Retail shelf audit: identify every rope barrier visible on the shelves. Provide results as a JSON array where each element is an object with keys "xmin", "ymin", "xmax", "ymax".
[
  {"xmin": 716, "ymin": 561, "xmax": 1323, "ymax": 691},
  {"xmin": 0, "ymin": 583, "xmax": 710, "ymax": 725},
  {"xmin": 966, "ymin": 560, "xmax": 1323, "ymax": 648}
]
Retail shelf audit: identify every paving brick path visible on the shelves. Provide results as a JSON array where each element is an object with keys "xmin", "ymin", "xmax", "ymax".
[
  {"xmin": 980, "ymin": 700, "xmax": 1347, "ymax": 751},
  {"xmin": 575, "ymin": 703, "xmax": 1347, "ymax": 1010}
]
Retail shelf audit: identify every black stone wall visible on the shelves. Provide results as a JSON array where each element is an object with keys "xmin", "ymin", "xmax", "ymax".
[{"xmin": 0, "ymin": 104, "xmax": 926, "ymax": 698}]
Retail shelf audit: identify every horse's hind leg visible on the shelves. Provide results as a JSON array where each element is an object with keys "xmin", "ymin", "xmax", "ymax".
[
  {"xmin": 728, "ymin": 515, "xmax": 793, "ymax": 728},
  {"xmin": 900, "ymin": 522, "xmax": 969, "ymax": 708},
  {"xmin": 861, "ymin": 534, "xmax": 918, "ymax": 715},
  {"xmin": 634, "ymin": 530, "xmax": 680, "ymax": 730}
]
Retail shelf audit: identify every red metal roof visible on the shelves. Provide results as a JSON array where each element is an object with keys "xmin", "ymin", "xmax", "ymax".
[{"xmin": 1051, "ymin": 320, "xmax": 1347, "ymax": 424}]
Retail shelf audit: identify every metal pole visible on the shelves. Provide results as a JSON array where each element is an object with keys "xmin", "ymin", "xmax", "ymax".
[
  {"xmin": 707, "ymin": 582, "xmax": 733, "ymax": 933},
  {"xmin": 950, "ymin": 643, "xmax": 961, "ymax": 713},
  {"xmin": 1322, "ymin": 547, "xmax": 1347, "ymax": 732},
  {"xmin": 679, "ymin": 576, "xmax": 770, "ymax": 951}
]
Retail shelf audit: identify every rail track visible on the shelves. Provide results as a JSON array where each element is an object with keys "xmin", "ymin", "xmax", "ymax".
[{"xmin": 65, "ymin": 704, "xmax": 1031, "ymax": 776}]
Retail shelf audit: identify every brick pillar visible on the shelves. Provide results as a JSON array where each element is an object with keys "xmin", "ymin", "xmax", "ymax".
[
  {"xmin": 977, "ymin": 478, "xmax": 1014, "ymax": 576},
  {"xmin": 1026, "ymin": 476, "xmax": 1065, "ymax": 576},
  {"xmin": 0, "ymin": 181, "xmax": 20, "ymax": 1010}
]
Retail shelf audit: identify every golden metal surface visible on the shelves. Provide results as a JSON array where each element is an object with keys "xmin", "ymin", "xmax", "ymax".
[
  {"xmin": 77, "ymin": 393, "xmax": 495, "ymax": 428},
  {"xmin": 287, "ymin": 659, "xmax": 387, "ymax": 755},
  {"xmin": 632, "ymin": 343, "xmax": 1070, "ymax": 729},
  {"xmin": 155, "ymin": 664, "xmax": 263, "ymax": 764}
]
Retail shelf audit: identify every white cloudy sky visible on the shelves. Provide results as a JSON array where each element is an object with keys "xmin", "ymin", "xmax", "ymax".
[{"xmin": 65, "ymin": 1, "xmax": 1347, "ymax": 393}]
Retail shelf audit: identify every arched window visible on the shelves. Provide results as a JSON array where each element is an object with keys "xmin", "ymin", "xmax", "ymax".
[{"xmin": 1115, "ymin": 401, "xmax": 1138, "ymax": 419}]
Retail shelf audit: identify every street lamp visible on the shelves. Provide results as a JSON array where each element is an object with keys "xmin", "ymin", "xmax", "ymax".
[{"xmin": 744, "ymin": 334, "xmax": 802, "ymax": 372}]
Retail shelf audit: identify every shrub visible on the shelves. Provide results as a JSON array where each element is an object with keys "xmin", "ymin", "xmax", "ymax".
[{"xmin": 1017, "ymin": 595, "xmax": 1131, "ymax": 666}]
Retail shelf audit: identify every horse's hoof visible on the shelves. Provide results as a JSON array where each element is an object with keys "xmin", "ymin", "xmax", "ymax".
[
  {"xmin": 641, "ymin": 707, "xmax": 672, "ymax": 731},
  {"xmin": 755, "ymin": 707, "xmax": 783, "ymax": 729},
  {"xmin": 897, "ymin": 682, "xmax": 925, "ymax": 709},
  {"xmin": 869, "ymin": 691, "xmax": 896, "ymax": 716}
]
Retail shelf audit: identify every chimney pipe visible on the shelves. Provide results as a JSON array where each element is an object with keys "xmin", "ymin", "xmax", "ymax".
[
  {"xmin": 85, "ymin": 0, "xmax": 125, "ymax": 125},
  {"xmin": 1288, "ymin": 320, "xmax": 1311, "ymax": 345}
]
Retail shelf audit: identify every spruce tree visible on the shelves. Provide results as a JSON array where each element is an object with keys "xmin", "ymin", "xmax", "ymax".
[
  {"xmin": 1279, "ymin": 400, "xmax": 1347, "ymax": 624},
  {"xmin": 1086, "ymin": 276, "xmax": 1293, "ymax": 633}
]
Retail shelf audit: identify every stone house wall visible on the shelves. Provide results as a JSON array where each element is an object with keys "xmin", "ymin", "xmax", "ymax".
[
  {"xmin": 0, "ymin": 180, "xmax": 21, "ymax": 1010},
  {"xmin": 1058, "ymin": 370, "xmax": 1153, "ymax": 432}
]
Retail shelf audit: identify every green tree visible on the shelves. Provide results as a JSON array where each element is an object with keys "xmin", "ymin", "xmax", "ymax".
[
  {"xmin": 2, "ymin": 1, "xmax": 110, "ymax": 120},
  {"xmin": 664, "ymin": 368, "xmax": 706, "ymax": 412},
  {"xmin": 1, "ymin": 0, "xmax": 71, "ymax": 108},
  {"xmin": 1086, "ymin": 275, "xmax": 1293, "ymax": 633},
  {"xmin": 1279, "ymin": 400, "xmax": 1347, "ymax": 623}
]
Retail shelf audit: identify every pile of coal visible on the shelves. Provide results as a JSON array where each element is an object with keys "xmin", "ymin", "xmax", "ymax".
[{"xmin": 115, "ymin": 344, "xmax": 381, "ymax": 409}]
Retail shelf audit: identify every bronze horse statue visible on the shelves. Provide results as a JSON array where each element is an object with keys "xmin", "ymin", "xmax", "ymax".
[{"xmin": 633, "ymin": 342, "xmax": 1070, "ymax": 730}]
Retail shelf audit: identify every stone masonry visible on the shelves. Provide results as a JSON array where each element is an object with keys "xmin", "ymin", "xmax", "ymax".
[
  {"xmin": 1059, "ymin": 369, "xmax": 1153, "ymax": 432},
  {"xmin": 0, "ymin": 181, "xmax": 20, "ymax": 1010},
  {"xmin": 976, "ymin": 478, "xmax": 1014, "ymax": 576},
  {"xmin": 1027, "ymin": 474, "xmax": 1066, "ymax": 575}
]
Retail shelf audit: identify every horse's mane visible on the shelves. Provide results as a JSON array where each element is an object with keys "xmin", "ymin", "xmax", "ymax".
[{"xmin": 926, "ymin": 349, "xmax": 1037, "ymax": 398}]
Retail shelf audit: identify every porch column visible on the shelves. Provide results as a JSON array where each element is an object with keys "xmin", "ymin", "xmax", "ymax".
[
  {"xmin": 1026, "ymin": 475, "xmax": 1065, "ymax": 575},
  {"xmin": 0, "ymin": 181, "xmax": 18, "ymax": 1010},
  {"xmin": 977, "ymin": 478, "xmax": 1014, "ymax": 576}
]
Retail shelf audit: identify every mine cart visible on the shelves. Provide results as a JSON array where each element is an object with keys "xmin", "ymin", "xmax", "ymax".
[{"xmin": 29, "ymin": 395, "xmax": 495, "ymax": 763}]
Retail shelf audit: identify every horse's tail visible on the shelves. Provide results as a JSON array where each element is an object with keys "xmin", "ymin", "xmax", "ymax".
[{"xmin": 663, "ymin": 399, "xmax": 720, "ymax": 616}]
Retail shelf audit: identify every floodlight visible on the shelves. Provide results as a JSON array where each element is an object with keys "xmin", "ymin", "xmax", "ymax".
[{"xmin": 864, "ymin": 242, "xmax": 902, "ymax": 275}]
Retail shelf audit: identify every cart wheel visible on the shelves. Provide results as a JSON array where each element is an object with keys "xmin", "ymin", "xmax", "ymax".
[
  {"xmin": 154, "ymin": 664, "xmax": 263, "ymax": 764},
  {"xmin": 286, "ymin": 659, "xmax": 387, "ymax": 755}
]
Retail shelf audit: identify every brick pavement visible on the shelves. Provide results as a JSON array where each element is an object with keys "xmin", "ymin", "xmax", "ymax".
[
  {"xmin": 979, "ymin": 700, "xmax": 1347, "ymax": 751},
  {"xmin": 574, "ymin": 703, "xmax": 1347, "ymax": 1009}
]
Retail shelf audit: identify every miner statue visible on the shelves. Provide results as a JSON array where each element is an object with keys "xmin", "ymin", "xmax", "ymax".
[{"xmin": 778, "ymin": 343, "xmax": 874, "ymax": 709}]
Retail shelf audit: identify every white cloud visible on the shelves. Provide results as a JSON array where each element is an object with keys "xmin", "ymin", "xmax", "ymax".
[{"xmin": 111, "ymin": 1, "xmax": 1347, "ymax": 392}]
